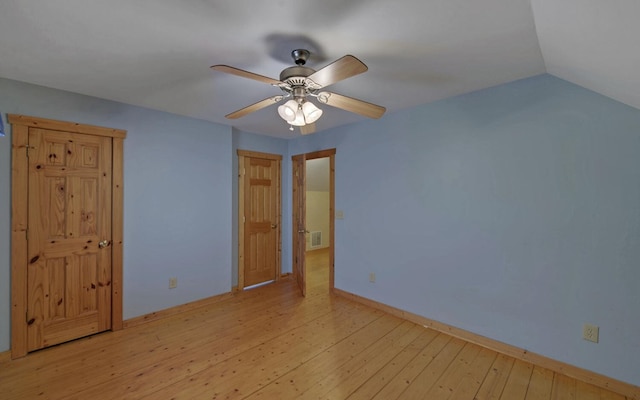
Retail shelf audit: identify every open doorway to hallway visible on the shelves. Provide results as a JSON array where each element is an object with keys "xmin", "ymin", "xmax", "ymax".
[
  {"xmin": 292, "ymin": 149, "xmax": 335, "ymax": 297},
  {"xmin": 305, "ymin": 157, "xmax": 331, "ymax": 295}
]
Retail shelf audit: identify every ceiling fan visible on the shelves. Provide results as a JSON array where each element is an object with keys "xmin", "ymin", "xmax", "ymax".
[{"xmin": 211, "ymin": 49, "xmax": 386, "ymax": 134}]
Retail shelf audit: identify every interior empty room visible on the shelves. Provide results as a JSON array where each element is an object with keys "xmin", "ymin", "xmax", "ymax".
[{"xmin": 1, "ymin": 1, "xmax": 639, "ymax": 399}]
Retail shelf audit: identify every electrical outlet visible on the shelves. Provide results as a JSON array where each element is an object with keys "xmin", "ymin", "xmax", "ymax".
[
  {"xmin": 169, "ymin": 277, "xmax": 178, "ymax": 289},
  {"xmin": 583, "ymin": 323, "xmax": 599, "ymax": 343},
  {"xmin": 369, "ymin": 272, "xmax": 376, "ymax": 283}
]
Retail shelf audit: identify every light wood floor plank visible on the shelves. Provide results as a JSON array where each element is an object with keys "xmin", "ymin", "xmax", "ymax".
[
  {"xmin": 416, "ymin": 342, "xmax": 484, "ymax": 399},
  {"xmin": 314, "ymin": 323, "xmax": 425, "ymax": 399},
  {"xmin": 552, "ymin": 372, "xmax": 577, "ymax": 399},
  {"xmin": 526, "ymin": 366, "xmax": 555, "ymax": 399},
  {"xmin": 344, "ymin": 328, "xmax": 440, "ymax": 400},
  {"xmin": 151, "ymin": 311, "xmax": 393, "ymax": 400},
  {"xmin": 448, "ymin": 347, "xmax": 498, "ymax": 399},
  {"xmin": 245, "ymin": 315, "xmax": 405, "ymax": 399},
  {"xmin": 576, "ymin": 380, "xmax": 602, "ymax": 400},
  {"xmin": 499, "ymin": 359, "xmax": 535, "ymax": 400},
  {"xmin": 387, "ymin": 337, "xmax": 467, "ymax": 399},
  {"xmin": 474, "ymin": 353, "xmax": 516, "ymax": 400}
]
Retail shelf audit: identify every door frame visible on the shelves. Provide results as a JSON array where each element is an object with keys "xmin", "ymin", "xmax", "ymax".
[
  {"xmin": 292, "ymin": 149, "xmax": 336, "ymax": 291},
  {"xmin": 9, "ymin": 114, "xmax": 126, "ymax": 359},
  {"xmin": 237, "ymin": 150, "xmax": 282, "ymax": 290}
]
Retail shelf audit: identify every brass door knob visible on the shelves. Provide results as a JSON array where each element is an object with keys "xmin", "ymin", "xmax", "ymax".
[{"xmin": 98, "ymin": 240, "xmax": 110, "ymax": 249}]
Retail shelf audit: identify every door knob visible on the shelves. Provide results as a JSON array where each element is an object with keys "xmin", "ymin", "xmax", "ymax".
[
  {"xmin": 298, "ymin": 229, "xmax": 309, "ymax": 234},
  {"xmin": 271, "ymin": 224, "xmax": 278, "ymax": 229},
  {"xmin": 98, "ymin": 240, "xmax": 110, "ymax": 249}
]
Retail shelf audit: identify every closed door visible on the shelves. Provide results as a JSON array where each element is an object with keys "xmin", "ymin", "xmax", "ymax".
[
  {"xmin": 242, "ymin": 154, "xmax": 281, "ymax": 287},
  {"xmin": 27, "ymin": 128, "xmax": 113, "ymax": 351}
]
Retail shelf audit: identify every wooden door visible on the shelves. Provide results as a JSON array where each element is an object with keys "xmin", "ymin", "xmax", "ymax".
[
  {"xmin": 26, "ymin": 128, "xmax": 113, "ymax": 351},
  {"xmin": 10, "ymin": 114, "xmax": 125, "ymax": 359},
  {"xmin": 240, "ymin": 152, "xmax": 281, "ymax": 288},
  {"xmin": 292, "ymin": 154, "xmax": 307, "ymax": 296}
]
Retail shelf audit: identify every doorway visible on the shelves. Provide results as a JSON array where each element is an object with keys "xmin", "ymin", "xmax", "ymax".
[
  {"xmin": 305, "ymin": 158, "xmax": 332, "ymax": 293},
  {"xmin": 10, "ymin": 114, "xmax": 125, "ymax": 358},
  {"xmin": 292, "ymin": 149, "xmax": 335, "ymax": 297}
]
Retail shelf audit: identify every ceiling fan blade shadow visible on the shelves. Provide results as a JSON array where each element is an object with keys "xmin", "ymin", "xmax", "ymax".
[
  {"xmin": 300, "ymin": 123, "xmax": 316, "ymax": 135},
  {"xmin": 308, "ymin": 55, "xmax": 368, "ymax": 88},
  {"xmin": 225, "ymin": 96, "xmax": 283, "ymax": 119},
  {"xmin": 320, "ymin": 92, "xmax": 385, "ymax": 119},
  {"xmin": 211, "ymin": 65, "xmax": 282, "ymax": 86}
]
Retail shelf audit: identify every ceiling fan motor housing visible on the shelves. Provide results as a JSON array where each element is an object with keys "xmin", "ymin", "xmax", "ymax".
[{"xmin": 279, "ymin": 65, "xmax": 315, "ymax": 85}]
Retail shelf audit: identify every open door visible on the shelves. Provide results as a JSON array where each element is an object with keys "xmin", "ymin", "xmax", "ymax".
[
  {"xmin": 292, "ymin": 149, "xmax": 336, "ymax": 298},
  {"xmin": 292, "ymin": 154, "xmax": 307, "ymax": 296}
]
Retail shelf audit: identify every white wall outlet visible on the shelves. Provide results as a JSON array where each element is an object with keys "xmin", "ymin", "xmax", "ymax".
[
  {"xmin": 369, "ymin": 272, "xmax": 376, "ymax": 283},
  {"xmin": 336, "ymin": 210, "xmax": 344, "ymax": 220},
  {"xmin": 169, "ymin": 277, "xmax": 178, "ymax": 289},
  {"xmin": 583, "ymin": 323, "xmax": 599, "ymax": 343}
]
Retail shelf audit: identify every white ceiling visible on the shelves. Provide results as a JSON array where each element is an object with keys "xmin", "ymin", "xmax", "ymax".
[{"xmin": 0, "ymin": 0, "xmax": 638, "ymax": 138}]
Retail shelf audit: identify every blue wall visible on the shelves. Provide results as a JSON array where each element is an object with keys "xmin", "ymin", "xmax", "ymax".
[
  {"xmin": 2, "ymin": 74, "xmax": 639, "ymax": 386},
  {"xmin": 290, "ymin": 74, "xmax": 640, "ymax": 386}
]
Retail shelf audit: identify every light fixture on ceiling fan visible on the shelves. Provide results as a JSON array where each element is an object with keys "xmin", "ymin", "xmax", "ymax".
[
  {"xmin": 211, "ymin": 49, "xmax": 385, "ymax": 135},
  {"xmin": 277, "ymin": 99, "xmax": 322, "ymax": 130}
]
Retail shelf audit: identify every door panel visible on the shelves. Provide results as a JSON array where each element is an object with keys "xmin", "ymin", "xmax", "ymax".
[
  {"xmin": 244, "ymin": 156, "xmax": 279, "ymax": 287},
  {"xmin": 27, "ymin": 128, "xmax": 112, "ymax": 351},
  {"xmin": 292, "ymin": 155, "xmax": 307, "ymax": 296}
]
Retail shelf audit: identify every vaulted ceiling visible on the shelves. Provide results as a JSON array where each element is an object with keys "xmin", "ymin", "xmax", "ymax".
[{"xmin": 0, "ymin": 0, "xmax": 638, "ymax": 138}]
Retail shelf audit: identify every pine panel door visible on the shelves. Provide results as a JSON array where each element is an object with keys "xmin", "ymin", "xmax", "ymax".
[
  {"xmin": 244, "ymin": 156, "xmax": 279, "ymax": 287},
  {"xmin": 27, "ymin": 128, "xmax": 112, "ymax": 351}
]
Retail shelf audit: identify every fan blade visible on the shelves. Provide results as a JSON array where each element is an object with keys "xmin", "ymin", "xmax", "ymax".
[
  {"xmin": 211, "ymin": 65, "xmax": 282, "ymax": 86},
  {"xmin": 300, "ymin": 123, "xmax": 316, "ymax": 135},
  {"xmin": 307, "ymin": 55, "xmax": 368, "ymax": 88},
  {"xmin": 225, "ymin": 96, "xmax": 283, "ymax": 119},
  {"xmin": 319, "ymin": 92, "xmax": 386, "ymax": 119}
]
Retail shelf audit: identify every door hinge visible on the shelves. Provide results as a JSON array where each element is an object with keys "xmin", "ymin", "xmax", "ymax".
[
  {"xmin": 242, "ymin": 168, "xmax": 246, "ymax": 176},
  {"xmin": 243, "ymin": 215, "xmax": 245, "ymax": 223}
]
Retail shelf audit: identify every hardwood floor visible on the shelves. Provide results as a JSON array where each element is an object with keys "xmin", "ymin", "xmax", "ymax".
[{"xmin": 0, "ymin": 248, "xmax": 630, "ymax": 399}]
